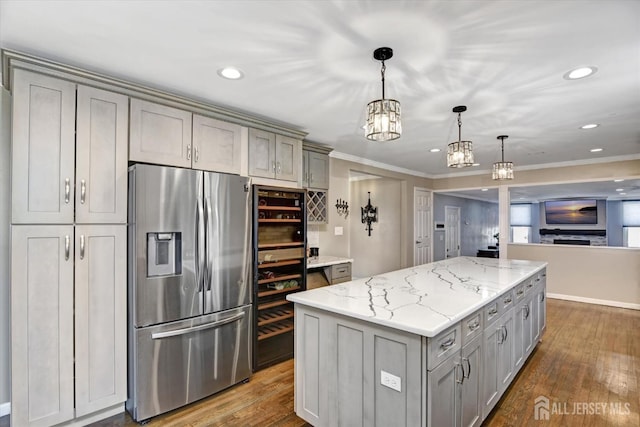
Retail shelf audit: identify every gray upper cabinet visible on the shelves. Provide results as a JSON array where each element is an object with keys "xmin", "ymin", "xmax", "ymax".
[
  {"xmin": 192, "ymin": 114, "xmax": 242, "ymax": 174},
  {"xmin": 129, "ymin": 98, "xmax": 193, "ymax": 168},
  {"xmin": 12, "ymin": 69, "xmax": 76, "ymax": 224},
  {"xmin": 303, "ymin": 150, "xmax": 330, "ymax": 189},
  {"xmin": 76, "ymin": 86, "xmax": 128, "ymax": 224},
  {"xmin": 248, "ymin": 128, "xmax": 300, "ymax": 182}
]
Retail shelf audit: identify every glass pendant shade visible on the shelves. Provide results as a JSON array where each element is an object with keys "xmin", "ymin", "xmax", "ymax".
[
  {"xmin": 365, "ymin": 98, "xmax": 402, "ymax": 141},
  {"xmin": 492, "ymin": 135, "xmax": 514, "ymax": 180},
  {"xmin": 492, "ymin": 161, "xmax": 514, "ymax": 180},
  {"xmin": 447, "ymin": 140, "xmax": 474, "ymax": 167}
]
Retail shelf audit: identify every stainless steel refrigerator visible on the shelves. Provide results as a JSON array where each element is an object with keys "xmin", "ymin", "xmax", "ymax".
[{"xmin": 126, "ymin": 164, "xmax": 252, "ymax": 421}]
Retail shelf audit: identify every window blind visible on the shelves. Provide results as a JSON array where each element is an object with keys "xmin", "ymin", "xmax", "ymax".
[
  {"xmin": 510, "ymin": 204, "xmax": 532, "ymax": 226},
  {"xmin": 622, "ymin": 200, "xmax": 640, "ymax": 226}
]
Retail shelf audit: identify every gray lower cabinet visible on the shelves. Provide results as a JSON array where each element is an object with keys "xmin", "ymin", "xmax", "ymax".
[
  {"xmin": 293, "ymin": 268, "xmax": 547, "ymax": 426},
  {"xmin": 294, "ymin": 306, "xmax": 423, "ymax": 427},
  {"xmin": 11, "ymin": 224, "xmax": 127, "ymax": 425},
  {"xmin": 248, "ymin": 128, "xmax": 300, "ymax": 181}
]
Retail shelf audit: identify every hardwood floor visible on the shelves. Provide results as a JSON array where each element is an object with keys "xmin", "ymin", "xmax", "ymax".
[{"xmin": 2, "ymin": 299, "xmax": 638, "ymax": 426}]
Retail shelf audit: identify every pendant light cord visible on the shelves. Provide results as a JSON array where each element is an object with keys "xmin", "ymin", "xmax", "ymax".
[
  {"xmin": 457, "ymin": 113, "xmax": 462, "ymax": 142},
  {"xmin": 380, "ymin": 61, "xmax": 386, "ymax": 100}
]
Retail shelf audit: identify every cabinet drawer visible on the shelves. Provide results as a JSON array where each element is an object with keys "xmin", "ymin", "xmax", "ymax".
[
  {"xmin": 501, "ymin": 291, "xmax": 514, "ymax": 311},
  {"xmin": 484, "ymin": 300, "xmax": 501, "ymax": 328},
  {"xmin": 461, "ymin": 309, "xmax": 483, "ymax": 346},
  {"xmin": 523, "ymin": 277, "xmax": 536, "ymax": 294},
  {"xmin": 427, "ymin": 323, "xmax": 461, "ymax": 370},
  {"xmin": 514, "ymin": 283, "xmax": 525, "ymax": 301},
  {"xmin": 331, "ymin": 263, "xmax": 351, "ymax": 280}
]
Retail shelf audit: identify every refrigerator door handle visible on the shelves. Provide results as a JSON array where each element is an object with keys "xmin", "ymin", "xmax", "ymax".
[
  {"xmin": 150, "ymin": 312, "xmax": 245, "ymax": 340},
  {"xmin": 205, "ymin": 196, "xmax": 213, "ymax": 292},
  {"xmin": 196, "ymin": 198, "xmax": 205, "ymax": 291}
]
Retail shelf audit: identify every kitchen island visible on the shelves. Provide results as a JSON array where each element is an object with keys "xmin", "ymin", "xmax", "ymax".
[{"xmin": 287, "ymin": 256, "xmax": 547, "ymax": 426}]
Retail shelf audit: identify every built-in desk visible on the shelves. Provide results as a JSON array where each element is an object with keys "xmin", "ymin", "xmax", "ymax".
[{"xmin": 306, "ymin": 256, "xmax": 353, "ymax": 289}]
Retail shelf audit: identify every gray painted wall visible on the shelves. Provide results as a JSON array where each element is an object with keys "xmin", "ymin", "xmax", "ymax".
[
  {"xmin": 433, "ymin": 194, "xmax": 499, "ymax": 261},
  {"xmin": 1, "ymin": 87, "xmax": 10, "ymax": 408},
  {"xmin": 350, "ymin": 178, "xmax": 402, "ymax": 277}
]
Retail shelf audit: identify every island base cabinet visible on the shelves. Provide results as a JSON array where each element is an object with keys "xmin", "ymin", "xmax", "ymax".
[
  {"xmin": 294, "ymin": 305, "xmax": 423, "ymax": 427},
  {"xmin": 427, "ymin": 354, "xmax": 461, "ymax": 427},
  {"xmin": 460, "ymin": 336, "xmax": 483, "ymax": 427}
]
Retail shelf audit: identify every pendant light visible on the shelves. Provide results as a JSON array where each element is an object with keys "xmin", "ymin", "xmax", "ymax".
[
  {"xmin": 365, "ymin": 47, "xmax": 401, "ymax": 141},
  {"xmin": 447, "ymin": 105, "xmax": 474, "ymax": 167},
  {"xmin": 492, "ymin": 135, "xmax": 514, "ymax": 180}
]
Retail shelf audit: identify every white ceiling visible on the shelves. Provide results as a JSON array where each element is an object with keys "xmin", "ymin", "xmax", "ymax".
[{"xmin": 1, "ymin": 1, "xmax": 639, "ymax": 185}]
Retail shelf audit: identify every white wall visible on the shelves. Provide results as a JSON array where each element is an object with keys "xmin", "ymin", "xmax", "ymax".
[
  {"xmin": 1, "ymin": 87, "xmax": 11, "ymax": 411},
  {"xmin": 350, "ymin": 178, "xmax": 402, "ymax": 277},
  {"xmin": 508, "ymin": 243, "xmax": 640, "ymax": 308}
]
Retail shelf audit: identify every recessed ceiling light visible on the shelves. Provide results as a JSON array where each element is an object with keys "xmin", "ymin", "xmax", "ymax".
[
  {"xmin": 217, "ymin": 67, "xmax": 244, "ymax": 80},
  {"xmin": 563, "ymin": 66, "xmax": 598, "ymax": 80},
  {"xmin": 619, "ymin": 193, "xmax": 627, "ymax": 195},
  {"xmin": 580, "ymin": 123, "xmax": 599, "ymax": 130},
  {"xmin": 614, "ymin": 179, "xmax": 624, "ymax": 182},
  {"xmin": 616, "ymin": 188, "xmax": 624, "ymax": 192},
  {"xmin": 429, "ymin": 148, "xmax": 441, "ymax": 153},
  {"xmin": 481, "ymin": 188, "xmax": 489, "ymax": 192},
  {"xmin": 472, "ymin": 163, "xmax": 480, "ymax": 166},
  {"xmin": 519, "ymin": 197, "xmax": 525, "ymax": 200},
  {"xmin": 590, "ymin": 148, "xmax": 603, "ymax": 152}
]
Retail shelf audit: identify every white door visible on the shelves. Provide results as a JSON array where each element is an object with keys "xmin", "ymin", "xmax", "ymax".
[
  {"xmin": 414, "ymin": 188, "xmax": 432, "ymax": 265},
  {"xmin": 445, "ymin": 206, "xmax": 461, "ymax": 258}
]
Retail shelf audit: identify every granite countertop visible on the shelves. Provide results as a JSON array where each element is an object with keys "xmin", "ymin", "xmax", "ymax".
[
  {"xmin": 307, "ymin": 255, "xmax": 354, "ymax": 269},
  {"xmin": 288, "ymin": 256, "xmax": 547, "ymax": 337}
]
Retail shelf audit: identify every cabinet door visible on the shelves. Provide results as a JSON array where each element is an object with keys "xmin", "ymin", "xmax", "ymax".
[
  {"xmin": 129, "ymin": 98, "xmax": 192, "ymax": 168},
  {"xmin": 428, "ymin": 353, "xmax": 461, "ymax": 427},
  {"xmin": 307, "ymin": 151, "xmax": 329, "ymax": 189},
  {"xmin": 11, "ymin": 225, "xmax": 75, "ymax": 426},
  {"xmin": 74, "ymin": 225, "xmax": 127, "ymax": 416},
  {"xmin": 248, "ymin": 128, "xmax": 276, "ymax": 178},
  {"xmin": 12, "ymin": 69, "xmax": 76, "ymax": 224},
  {"xmin": 537, "ymin": 287, "xmax": 547, "ymax": 336},
  {"xmin": 275, "ymin": 134, "xmax": 299, "ymax": 182},
  {"xmin": 513, "ymin": 303, "xmax": 525, "ymax": 370},
  {"xmin": 76, "ymin": 86, "xmax": 128, "ymax": 224},
  {"xmin": 192, "ymin": 114, "xmax": 242, "ymax": 174},
  {"xmin": 482, "ymin": 325, "xmax": 500, "ymax": 419},
  {"xmin": 523, "ymin": 298, "xmax": 534, "ymax": 357},
  {"xmin": 460, "ymin": 337, "xmax": 483, "ymax": 427},
  {"xmin": 497, "ymin": 310, "xmax": 514, "ymax": 395}
]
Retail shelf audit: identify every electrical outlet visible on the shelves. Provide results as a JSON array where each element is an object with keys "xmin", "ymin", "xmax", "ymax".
[
  {"xmin": 380, "ymin": 370, "xmax": 401, "ymax": 392},
  {"xmin": 334, "ymin": 226, "xmax": 343, "ymax": 236}
]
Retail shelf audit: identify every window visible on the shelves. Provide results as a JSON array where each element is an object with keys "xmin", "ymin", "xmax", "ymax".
[
  {"xmin": 510, "ymin": 204, "xmax": 532, "ymax": 243},
  {"xmin": 622, "ymin": 201, "xmax": 640, "ymax": 248}
]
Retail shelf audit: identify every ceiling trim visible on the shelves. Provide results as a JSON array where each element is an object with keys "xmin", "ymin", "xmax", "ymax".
[{"xmin": 330, "ymin": 151, "xmax": 431, "ymax": 178}]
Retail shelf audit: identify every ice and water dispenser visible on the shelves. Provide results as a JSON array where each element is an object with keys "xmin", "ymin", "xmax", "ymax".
[{"xmin": 147, "ymin": 232, "xmax": 182, "ymax": 277}]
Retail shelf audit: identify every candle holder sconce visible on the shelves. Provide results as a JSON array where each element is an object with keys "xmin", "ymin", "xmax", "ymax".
[
  {"xmin": 360, "ymin": 192, "xmax": 378, "ymax": 236},
  {"xmin": 335, "ymin": 198, "xmax": 349, "ymax": 218}
]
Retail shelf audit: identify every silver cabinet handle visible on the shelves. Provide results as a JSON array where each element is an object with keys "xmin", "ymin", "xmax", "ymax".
[
  {"xmin": 277, "ymin": 162, "xmax": 282, "ymax": 173},
  {"xmin": 272, "ymin": 161, "xmax": 276, "ymax": 172},
  {"xmin": 541, "ymin": 293, "xmax": 545, "ymax": 302},
  {"xmin": 64, "ymin": 178, "xmax": 70, "ymax": 204},
  {"xmin": 456, "ymin": 363, "xmax": 464, "ymax": 384},
  {"xmin": 440, "ymin": 337, "xmax": 455, "ymax": 350},
  {"xmin": 468, "ymin": 320, "xmax": 480, "ymax": 331},
  {"xmin": 79, "ymin": 235, "xmax": 85, "ymax": 260},
  {"xmin": 187, "ymin": 144, "xmax": 192, "ymax": 160},
  {"xmin": 503, "ymin": 325, "xmax": 508, "ymax": 342},
  {"xmin": 195, "ymin": 146, "xmax": 199, "ymax": 162},
  {"xmin": 488, "ymin": 307, "xmax": 498, "ymax": 316},
  {"xmin": 309, "ymin": 172, "xmax": 313, "ymax": 183},
  {"xmin": 65, "ymin": 235, "xmax": 70, "ymax": 260},
  {"xmin": 516, "ymin": 289, "xmax": 524, "ymax": 296},
  {"xmin": 503, "ymin": 297, "xmax": 512, "ymax": 304},
  {"xmin": 80, "ymin": 179, "xmax": 86, "ymax": 204},
  {"xmin": 463, "ymin": 357, "xmax": 471, "ymax": 379}
]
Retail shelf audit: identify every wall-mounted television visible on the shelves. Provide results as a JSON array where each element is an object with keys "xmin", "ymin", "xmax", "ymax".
[{"xmin": 544, "ymin": 199, "xmax": 598, "ymax": 225}]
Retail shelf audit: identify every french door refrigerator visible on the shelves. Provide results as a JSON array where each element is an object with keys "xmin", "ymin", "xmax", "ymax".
[{"xmin": 126, "ymin": 164, "xmax": 252, "ymax": 421}]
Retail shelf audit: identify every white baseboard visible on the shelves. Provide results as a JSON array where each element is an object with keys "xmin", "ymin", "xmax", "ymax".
[
  {"xmin": 547, "ymin": 293, "xmax": 640, "ymax": 310},
  {"xmin": 0, "ymin": 401, "xmax": 10, "ymax": 417}
]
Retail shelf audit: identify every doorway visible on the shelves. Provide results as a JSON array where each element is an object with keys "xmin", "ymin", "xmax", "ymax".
[
  {"xmin": 445, "ymin": 206, "xmax": 460, "ymax": 259},
  {"xmin": 413, "ymin": 188, "xmax": 432, "ymax": 265}
]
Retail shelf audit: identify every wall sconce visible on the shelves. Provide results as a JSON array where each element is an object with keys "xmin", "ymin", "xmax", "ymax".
[
  {"xmin": 335, "ymin": 198, "xmax": 349, "ymax": 218},
  {"xmin": 360, "ymin": 192, "xmax": 378, "ymax": 236}
]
